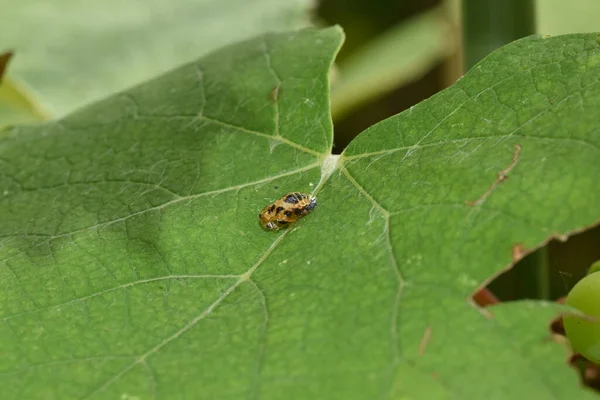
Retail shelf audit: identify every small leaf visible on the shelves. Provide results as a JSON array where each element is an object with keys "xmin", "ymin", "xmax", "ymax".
[{"xmin": 0, "ymin": 51, "xmax": 49, "ymax": 128}]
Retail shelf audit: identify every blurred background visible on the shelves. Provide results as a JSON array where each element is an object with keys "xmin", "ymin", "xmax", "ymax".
[{"xmin": 2, "ymin": 0, "xmax": 600, "ymax": 301}]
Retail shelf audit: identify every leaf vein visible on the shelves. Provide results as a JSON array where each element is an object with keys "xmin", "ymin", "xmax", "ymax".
[
  {"xmin": 198, "ymin": 115, "xmax": 321, "ymax": 157},
  {"xmin": 0, "ymin": 163, "xmax": 320, "ymax": 262},
  {"xmin": 81, "ymin": 232, "xmax": 290, "ymax": 399},
  {"xmin": 0, "ymin": 274, "xmax": 238, "ymax": 323},
  {"xmin": 341, "ymin": 167, "xmax": 406, "ymax": 398}
]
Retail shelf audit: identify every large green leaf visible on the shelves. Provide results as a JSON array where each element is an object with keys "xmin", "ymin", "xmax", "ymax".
[
  {"xmin": 1, "ymin": 27, "xmax": 600, "ymax": 399},
  {"xmin": 0, "ymin": 0, "xmax": 313, "ymax": 117}
]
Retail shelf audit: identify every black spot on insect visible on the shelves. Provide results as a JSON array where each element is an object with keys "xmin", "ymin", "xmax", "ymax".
[
  {"xmin": 277, "ymin": 220, "xmax": 288, "ymax": 224},
  {"xmin": 276, "ymin": 206, "xmax": 284, "ymax": 214},
  {"xmin": 293, "ymin": 208, "xmax": 303, "ymax": 215},
  {"xmin": 305, "ymin": 198, "xmax": 317, "ymax": 211},
  {"xmin": 284, "ymin": 194, "xmax": 299, "ymax": 204},
  {"xmin": 269, "ymin": 204, "xmax": 276, "ymax": 213},
  {"xmin": 284, "ymin": 210, "xmax": 292, "ymax": 217}
]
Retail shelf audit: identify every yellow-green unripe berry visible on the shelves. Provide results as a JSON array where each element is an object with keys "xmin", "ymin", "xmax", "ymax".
[
  {"xmin": 588, "ymin": 260, "xmax": 600, "ymax": 276},
  {"xmin": 563, "ymin": 271, "xmax": 600, "ymax": 362}
]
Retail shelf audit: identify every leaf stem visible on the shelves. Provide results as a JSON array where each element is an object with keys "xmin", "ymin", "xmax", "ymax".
[
  {"xmin": 534, "ymin": 247, "xmax": 551, "ymax": 300},
  {"xmin": 517, "ymin": 246, "xmax": 551, "ymax": 300}
]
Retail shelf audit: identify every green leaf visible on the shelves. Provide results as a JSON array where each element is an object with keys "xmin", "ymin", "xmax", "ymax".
[
  {"xmin": 0, "ymin": 78, "xmax": 50, "ymax": 128},
  {"xmin": 1, "ymin": 0, "xmax": 313, "ymax": 117},
  {"xmin": 2, "ymin": 28, "xmax": 600, "ymax": 399},
  {"xmin": 330, "ymin": 7, "xmax": 458, "ymax": 120}
]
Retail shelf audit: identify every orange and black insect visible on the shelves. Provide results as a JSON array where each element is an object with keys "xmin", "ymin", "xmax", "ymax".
[{"xmin": 259, "ymin": 192, "xmax": 317, "ymax": 231}]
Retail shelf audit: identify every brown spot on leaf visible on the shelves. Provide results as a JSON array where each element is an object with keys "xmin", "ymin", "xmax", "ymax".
[
  {"xmin": 472, "ymin": 287, "xmax": 500, "ymax": 307},
  {"xmin": 550, "ymin": 316, "xmax": 565, "ymax": 336},
  {"xmin": 549, "ymin": 296, "xmax": 567, "ymax": 336},
  {"xmin": 418, "ymin": 327, "xmax": 432, "ymax": 356},
  {"xmin": 270, "ymin": 84, "xmax": 280, "ymax": 101},
  {"xmin": 512, "ymin": 243, "xmax": 526, "ymax": 263}
]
